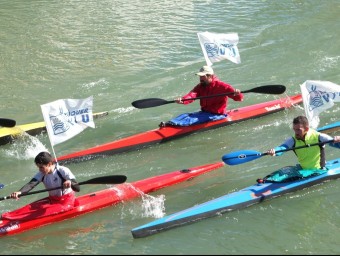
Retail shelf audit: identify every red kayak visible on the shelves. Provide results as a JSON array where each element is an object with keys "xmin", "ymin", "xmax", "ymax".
[
  {"xmin": 57, "ymin": 94, "xmax": 302, "ymax": 164},
  {"xmin": 0, "ymin": 161, "xmax": 224, "ymax": 237}
]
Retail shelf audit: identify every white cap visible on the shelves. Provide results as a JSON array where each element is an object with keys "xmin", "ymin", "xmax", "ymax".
[{"xmin": 196, "ymin": 66, "xmax": 214, "ymax": 76}]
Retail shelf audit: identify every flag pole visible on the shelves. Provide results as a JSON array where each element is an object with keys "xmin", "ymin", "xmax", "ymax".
[
  {"xmin": 42, "ymin": 117, "xmax": 60, "ymax": 166},
  {"xmin": 50, "ymin": 143, "xmax": 59, "ymax": 167}
]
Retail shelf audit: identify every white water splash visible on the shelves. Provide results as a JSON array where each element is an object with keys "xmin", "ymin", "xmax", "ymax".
[
  {"xmin": 3, "ymin": 133, "xmax": 49, "ymax": 160},
  {"xmin": 140, "ymin": 193, "xmax": 166, "ymax": 218},
  {"xmin": 118, "ymin": 184, "xmax": 166, "ymax": 219},
  {"xmin": 252, "ymin": 120, "xmax": 283, "ymax": 131},
  {"xmin": 313, "ymin": 53, "xmax": 340, "ymax": 72},
  {"xmin": 82, "ymin": 78, "xmax": 109, "ymax": 90}
]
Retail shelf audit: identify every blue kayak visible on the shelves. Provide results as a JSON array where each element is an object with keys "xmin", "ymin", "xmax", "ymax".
[
  {"xmin": 317, "ymin": 121, "xmax": 340, "ymax": 133},
  {"xmin": 131, "ymin": 157, "xmax": 340, "ymax": 238}
]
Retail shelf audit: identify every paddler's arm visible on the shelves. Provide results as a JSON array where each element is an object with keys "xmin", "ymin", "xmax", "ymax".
[
  {"xmin": 175, "ymin": 88, "xmax": 198, "ymax": 105},
  {"xmin": 319, "ymin": 133, "xmax": 340, "ymax": 149},
  {"xmin": 267, "ymin": 138, "xmax": 293, "ymax": 156},
  {"xmin": 175, "ymin": 94, "xmax": 196, "ymax": 104},
  {"xmin": 10, "ymin": 178, "xmax": 40, "ymax": 200},
  {"xmin": 267, "ymin": 145, "xmax": 289, "ymax": 156},
  {"xmin": 228, "ymin": 88, "xmax": 243, "ymax": 101}
]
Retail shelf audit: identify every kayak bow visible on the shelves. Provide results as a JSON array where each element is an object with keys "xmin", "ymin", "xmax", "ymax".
[
  {"xmin": 0, "ymin": 161, "xmax": 224, "ymax": 237},
  {"xmin": 57, "ymin": 94, "xmax": 302, "ymax": 164},
  {"xmin": 131, "ymin": 158, "xmax": 340, "ymax": 238}
]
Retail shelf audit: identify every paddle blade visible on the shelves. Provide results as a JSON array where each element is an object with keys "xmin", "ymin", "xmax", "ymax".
[
  {"xmin": 222, "ymin": 150, "xmax": 263, "ymax": 165},
  {"xmin": 0, "ymin": 118, "xmax": 16, "ymax": 127},
  {"xmin": 79, "ymin": 175, "xmax": 127, "ymax": 185},
  {"xmin": 132, "ymin": 98, "xmax": 173, "ymax": 109},
  {"xmin": 246, "ymin": 85, "xmax": 286, "ymax": 95}
]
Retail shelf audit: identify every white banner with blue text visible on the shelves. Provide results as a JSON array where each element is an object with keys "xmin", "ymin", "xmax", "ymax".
[
  {"xmin": 300, "ymin": 80, "xmax": 340, "ymax": 128},
  {"xmin": 197, "ymin": 31, "xmax": 241, "ymax": 66},
  {"xmin": 41, "ymin": 96, "xmax": 95, "ymax": 146}
]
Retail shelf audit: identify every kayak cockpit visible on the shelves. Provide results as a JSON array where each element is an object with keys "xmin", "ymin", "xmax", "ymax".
[{"xmin": 256, "ymin": 166, "xmax": 327, "ymax": 184}]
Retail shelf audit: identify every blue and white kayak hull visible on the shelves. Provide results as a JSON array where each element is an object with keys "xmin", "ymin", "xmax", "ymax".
[{"xmin": 131, "ymin": 158, "xmax": 340, "ymax": 238}]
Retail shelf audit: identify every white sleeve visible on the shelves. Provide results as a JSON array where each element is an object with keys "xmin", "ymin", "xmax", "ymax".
[
  {"xmin": 319, "ymin": 133, "xmax": 334, "ymax": 142},
  {"xmin": 33, "ymin": 171, "xmax": 44, "ymax": 182},
  {"xmin": 58, "ymin": 166, "xmax": 76, "ymax": 180},
  {"xmin": 281, "ymin": 137, "xmax": 295, "ymax": 148}
]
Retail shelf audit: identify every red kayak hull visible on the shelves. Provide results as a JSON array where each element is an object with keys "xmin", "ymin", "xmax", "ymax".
[
  {"xmin": 0, "ymin": 161, "xmax": 224, "ymax": 237},
  {"xmin": 57, "ymin": 94, "xmax": 302, "ymax": 164}
]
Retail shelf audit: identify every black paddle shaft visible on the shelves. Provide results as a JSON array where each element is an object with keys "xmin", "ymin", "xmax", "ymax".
[
  {"xmin": 131, "ymin": 85, "xmax": 286, "ymax": 109},
  {"xmin": 181, "ymin": 84, "xmax": 286, "ymax": 102},
  {"xmin": 0, "ymin": 175, "xmax": 127, "ymax": 201},
  {"xmin": 274, "ymin": 139, "xmax": 335, "ymax": 154}
]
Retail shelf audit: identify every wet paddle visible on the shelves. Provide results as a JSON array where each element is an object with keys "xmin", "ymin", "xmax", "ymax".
[
  {"xmin": 0, "ymin": 184, "xmax": 4, "ymax": 189},
  {"xmin": 0, "ymin": 118, "xmax": 16, "ymax": 128},
  {"xmin": 222, "ymin": 140, "xmax": 335, "ymax": 166},
  {"xmin": 0, "ymin": 175, "xmax": 127, "ymax": 201},
  {"xmin": 131, "ymin": 84, "xmax": 286, "ymax": 109}
]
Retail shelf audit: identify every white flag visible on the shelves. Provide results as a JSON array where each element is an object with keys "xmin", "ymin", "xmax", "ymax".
[
  {"xmin": 41, "ymin": 96, "xmax": 95, "ymax": 146},
  {"xmin": 300, "ymin": 80, "xmax": 340, "ymax": 129},
  {"xmin": 197, "ymin": 31, "xmax": 241, "ymax": 66}
]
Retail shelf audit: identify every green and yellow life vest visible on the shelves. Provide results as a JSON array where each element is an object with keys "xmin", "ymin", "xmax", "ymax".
[{"xmin": 293, "ymin": 129, "xmax": 325, "ymax": 170}]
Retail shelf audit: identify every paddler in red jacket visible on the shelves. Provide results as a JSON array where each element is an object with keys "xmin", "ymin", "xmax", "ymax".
[
  {"xmin": 2, "ymin": 151, "xmax": 80, "ymax": 221},
  {"xmin": 159, "ymin": 65, "xmax": 244, "ymax": 127}
]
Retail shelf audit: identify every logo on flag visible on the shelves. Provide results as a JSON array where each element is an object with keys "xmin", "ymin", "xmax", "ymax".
[
  {"xmin": 197, "ymin": 32, "xmax": 241, "ymax": 66},
  {"xmin": 41, "ymin": 96, "xmax": 95, "ymax": 146},
  {"xmin": 300, "ymin": 80, "xmax": 340, "ymax": 128}
]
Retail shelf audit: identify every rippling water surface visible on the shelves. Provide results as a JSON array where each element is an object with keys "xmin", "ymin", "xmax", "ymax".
[{"xmin": 0, "ymin": 0, "xmax": 340, "ymax": 254}]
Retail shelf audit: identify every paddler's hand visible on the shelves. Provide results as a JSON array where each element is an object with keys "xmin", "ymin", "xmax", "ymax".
[
  {"xmin": 10, "ymin": 191, "xmax": 22, "ymax": 200},
  {"xmin": 334, "ymin": 136, "xmax": 340, "ymax": 143},
  {"xmin": 175, "ymin": 97, "xmax": 183, "ymax": 104},
  {"xmin": 267, "ymin": 149, "xmax": 276, "ymax": 156},
  {"xmin": 63, "ymin": 180, "xmax": 72, "ymax": 188},
  {"xmin": 234, "ymin": 89, "xmax": 241, "ymax": 96}
]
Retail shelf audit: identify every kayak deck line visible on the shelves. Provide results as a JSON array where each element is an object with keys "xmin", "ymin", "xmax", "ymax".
[
  {"xmin": 317, "ymin": 121, "xmax": 340, "ymax": 134},
  {"xmin": 57, "ymin": 94, "xmax": 302, "ymax": 164},
  {"xmin": 0, "ymin": 161, "xmax": 224, "ymax": 237},
  {"xmin": 0, "ymin": 111, "xmax": 109, "ymax": 146},
  {"xmin": 131, "ymin": 158, "xmax": 340, "ymax": 239}
]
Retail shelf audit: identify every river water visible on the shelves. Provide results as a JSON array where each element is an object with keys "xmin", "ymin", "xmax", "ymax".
[{"xmin": 0, "ymin": 0, "xmax": 340, "ymax": 254}]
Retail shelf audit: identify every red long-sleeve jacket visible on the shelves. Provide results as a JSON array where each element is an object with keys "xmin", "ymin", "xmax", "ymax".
[{"xmin": 181, "ymin": 76, "xmax": 244, "ymax": 115}]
